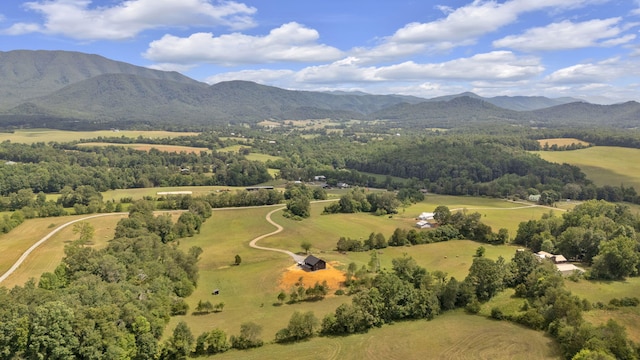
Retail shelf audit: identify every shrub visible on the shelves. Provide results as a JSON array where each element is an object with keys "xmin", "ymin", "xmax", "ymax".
[{"xmin": 490, "ymin": 307, "xmax": 504, "ymax": 320}]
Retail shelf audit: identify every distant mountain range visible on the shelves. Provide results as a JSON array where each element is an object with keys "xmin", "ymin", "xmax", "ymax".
[{"xmin": 0, "ymin": 50, "xmax": 638, "ymax": 128}]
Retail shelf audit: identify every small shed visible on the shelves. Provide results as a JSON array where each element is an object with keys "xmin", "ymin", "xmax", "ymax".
[
  {"xmin": 303, "ymin": 255, "xmax": 326, "ymax": 271},
  {"xmin": 212, "ymin": 289, "xmax": 220, "ymax": 295}
]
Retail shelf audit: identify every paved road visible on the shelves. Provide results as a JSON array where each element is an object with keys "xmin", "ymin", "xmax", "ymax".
[
  {"xmin": 248, "ymin": 206, "xmax": 306, "ymax": 263},
  {"xmin": 0, "ymin": 212, "xmax": 127, "ymax": 284}
]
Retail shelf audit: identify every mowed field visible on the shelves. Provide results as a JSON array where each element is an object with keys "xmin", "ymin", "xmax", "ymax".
[
  {"xmin": 208, "ymin": 310, "xmax": 560, "ymax": 360},
  {"xmin": 0, "ymin": 129, "xmax": 198, "ymax": 144},
  {"xmin": 533, "ymin": 146, "xmax": 640, "ymax": 190}
]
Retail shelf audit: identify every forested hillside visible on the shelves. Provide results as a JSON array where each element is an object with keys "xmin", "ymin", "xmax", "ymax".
[{"xmin": 1, "ymin": 50, "xmax": 637, "ymax": 129}]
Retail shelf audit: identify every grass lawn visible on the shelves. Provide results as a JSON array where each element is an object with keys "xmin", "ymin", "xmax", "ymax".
[
  {"xmin": 195, "ymin": 310, "xmax": 559, "ymax": 360},
  {"xmin": 532, "ymin": 146, "xmax": 640, "ymax": 190},
  {"xmin": 0, "ymin": 129, "xmax": 198, "ymax": 144}
]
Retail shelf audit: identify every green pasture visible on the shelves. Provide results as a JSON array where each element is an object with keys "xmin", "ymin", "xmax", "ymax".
[
  {"xmin": 533, "ymin": 146, "xmax": 640, "ymax": 190},
  {"xmin": 401, "ymin": 194, "xmax": 569, "ymax": 236},
  {"xmin": 166, "ymin": 206, "xmax": 347, "ymax": 340},
  {"xmin": 245, "ymin": 153, "xmax": 282, "ymax": 162},
  {"xmin": 566, "ymin": 277, "xmax": 640, "ymax": 304},
  {"xmin": 0, "ymin": 129, "xmax": 198, "ymax": 144},
  {"xmin": 167, "ymin": 198, "xmax": 526, "ymax": 342},
  {"xmin": 194, "ymin": 310, "xmax": 559, "ymax": 360},
  {"xmin": 566, "ymin": 278, "xmax": 640, "ymax": 343}
]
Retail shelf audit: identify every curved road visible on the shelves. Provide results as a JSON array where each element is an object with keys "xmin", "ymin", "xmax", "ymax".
[
  {"xmin": 248, "ymin": 206, "xmax": 306, "ymax": 263},
  {"xmin": 0, "ymin": 212, "xmax": 127, "ymax": 284}
]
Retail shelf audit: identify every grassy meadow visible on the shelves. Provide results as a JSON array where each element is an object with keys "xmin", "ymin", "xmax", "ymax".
[
  {"xmin": 533, "ymin": 146, "xmax": 640, "ymax": 190},
  {"xmin": 207, "ymin": 310, "xmax": 560, "ymax": 360},
  {"xmin": 163, "ymin": 195, "xmax": 546, "ymax": 347},
  {"xmin": 0, "ymin": 129, "xmax": 198, "ymax": 144}
]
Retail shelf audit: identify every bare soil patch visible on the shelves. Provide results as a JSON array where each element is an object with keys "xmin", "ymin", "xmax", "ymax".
[{"xmin": 279, "ymin": 261, "xmax": 346, "ymax": 292}]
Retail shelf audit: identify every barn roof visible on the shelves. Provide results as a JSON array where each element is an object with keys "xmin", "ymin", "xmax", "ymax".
[{"xmin": 304, "ymin": 255, "xmax": 324, "ymax": 266}]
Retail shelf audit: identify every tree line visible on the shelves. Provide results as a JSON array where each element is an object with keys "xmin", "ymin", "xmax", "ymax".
[
  {"xmin": 0, "ymin": 199, "xmax": 212, "ymax": 359},
  {"xmin": 514, "ymin": 200, "xmax": 640, "ymax": 280}
]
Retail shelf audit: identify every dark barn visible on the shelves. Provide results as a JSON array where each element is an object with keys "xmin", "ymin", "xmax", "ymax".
[{"xmin": 303, "ymin": 255, "xmax": 326, "ymax": 271}]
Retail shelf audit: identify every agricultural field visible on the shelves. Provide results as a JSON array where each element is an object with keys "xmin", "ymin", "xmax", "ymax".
[
  {"xmin": 207, "ymin": 310, "xmax": 559, "ymax": 360},
  {"xmin": 566, "ymin": 278, "xmax": 640, "ymax": 343},
  {"xmin": 0, "ymin": 129, "xmax": 198, "ymax": 144},
  {"xmin": 533, "ymin": 146, "xmax": 640, "ymax": 190},
  {"xmin": 164, "ymin": 196, "xmax": 541, "ymax": 344},
  {"xmin": 77, "ymin": 142, "xmax": 211, "ymax": 154}
]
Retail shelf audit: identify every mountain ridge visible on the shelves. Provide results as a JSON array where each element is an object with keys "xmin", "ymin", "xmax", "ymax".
[{"xmin": 0, "ymin": 49, "xmax": 636, "ymax": 128}]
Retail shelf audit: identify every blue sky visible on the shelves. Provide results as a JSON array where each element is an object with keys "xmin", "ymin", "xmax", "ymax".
[{"xmin": 1, "ymin": 0, "xmax": 640, "ymax": 103}]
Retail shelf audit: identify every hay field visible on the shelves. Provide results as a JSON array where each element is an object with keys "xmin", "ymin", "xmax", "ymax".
[
  {"xmin": 533, "ymin": 146, "xmax": 640, "ymax": 189},
  {"xmin": 198, "ymin": 310, "xmax": 559, "ymax": 360},
  {"xmin": 0, "ymin": 129, "xmax": 198, "ymax": 144}
]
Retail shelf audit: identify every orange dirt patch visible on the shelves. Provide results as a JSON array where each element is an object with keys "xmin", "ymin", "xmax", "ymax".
[{"xmin": 279, "ymin": 261, "xmax": 346, "ymax": 292}]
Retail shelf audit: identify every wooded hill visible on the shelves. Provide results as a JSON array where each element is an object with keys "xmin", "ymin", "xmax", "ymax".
[{"xmin": 0, "ymin": 50, "xmax": 638, "ymax": 129}]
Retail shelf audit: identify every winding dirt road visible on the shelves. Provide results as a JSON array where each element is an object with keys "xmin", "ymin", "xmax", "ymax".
[
  {"xmin": 248, "ymin": 206, "xmax": 306, "ymax": 263},
  {"xmin": 0, "ymin": 212, "xmax": 127, "ymax": 284}
]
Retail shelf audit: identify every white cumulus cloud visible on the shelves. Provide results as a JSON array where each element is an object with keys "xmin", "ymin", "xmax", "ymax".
[
  {"xmin": 6, "ymin": 0, "xmax": 256, "ymax": 40},
  {"xmin": 353, "ymin": 0, "xmax": 608, "ymax": 63},
  {"xmin": 493, "ymin": 18, "xmax": 635, "ymax": 51},
  {"xmin": 143, "ymin": 22, "xmax": 344, "ymax": 66},
  {"xmin": 545, "ymin": 57, "xmax": 637, "ymax": 84}
]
